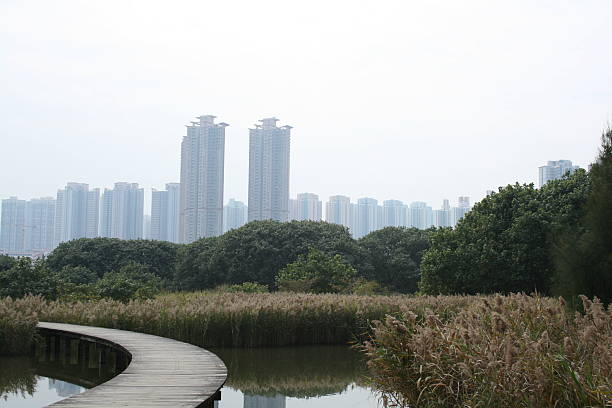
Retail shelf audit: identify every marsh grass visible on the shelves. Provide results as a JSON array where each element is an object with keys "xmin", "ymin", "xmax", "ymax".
[
  {"xmin": 0, "ymin": 297, "xmax": 42, "ymax": 355},
  {"xmin": 33, "ymin": 292, "xmax": 474, "ymax": 347},
  {"xmin": 362, "ymin": 294, "xmax": 612, "ymax": 408}
]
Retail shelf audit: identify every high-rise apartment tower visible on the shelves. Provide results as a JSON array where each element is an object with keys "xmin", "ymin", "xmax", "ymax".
[
  {"xmin": 179, "ymin": 115, "xmax": 228, "ymax": 243},
  {"xmin": 248, "ymin": 117, "xmax": 292, "ymax": 222},
  {"xmin": 54, "ymin": 183, "xmax": 99, "ymax": 245},
  {"xmin": 152, "ymin": 183, "xmax": 180, "ymax": 242},
  {"xmin": 538, "ymin": 160, "xmax": 580, "ymax": 187}
]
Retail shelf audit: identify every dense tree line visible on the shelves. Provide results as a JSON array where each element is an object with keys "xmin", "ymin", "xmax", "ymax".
[
  {"xmin": 0, "ymin": 222, "xmax": 429, "ymax": 300},
  {"xmin": 420, "ymin": 170, "xmax": 591, "ymax": 295}
]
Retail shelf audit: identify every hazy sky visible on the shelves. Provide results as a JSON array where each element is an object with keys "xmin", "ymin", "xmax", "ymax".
[{"xmin": 1, "ymin": 0, "xmax": 611, "ymax": 213}]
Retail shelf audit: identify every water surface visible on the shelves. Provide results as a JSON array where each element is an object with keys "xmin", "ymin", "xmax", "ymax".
[
  {"xmin": 213, "ymin": 345, "xmax": 382, "ymax": 408},
  {"xmin": 1, "ymin": 334, "xmax": 128, "ymax": 408}
]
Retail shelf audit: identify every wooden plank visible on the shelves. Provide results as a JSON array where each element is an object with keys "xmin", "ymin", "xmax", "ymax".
[{"xmin": 37, "ymin": 322, "xmax": 227, "ymax": 408}]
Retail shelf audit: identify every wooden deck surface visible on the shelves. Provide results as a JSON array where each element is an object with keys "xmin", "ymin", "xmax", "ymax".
[{"xmin": 37, "ymin": 322, "xmax": 227, "ymax": 408}]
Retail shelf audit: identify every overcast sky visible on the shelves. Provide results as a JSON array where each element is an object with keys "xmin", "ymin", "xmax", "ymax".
[{"xmin": 1, "ymin": 0, "xmax": 611, "ymax": 213}]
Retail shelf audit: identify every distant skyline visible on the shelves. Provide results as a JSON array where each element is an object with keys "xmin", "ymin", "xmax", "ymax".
[{"xmin": 1, "ymin": 1, "xmax": 610, "ymax": 211}]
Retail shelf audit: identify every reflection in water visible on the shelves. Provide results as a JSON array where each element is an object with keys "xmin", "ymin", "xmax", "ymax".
[
  {"xmin": 213, "ymin": 346, "xmax": 380, "ymax": 408},
  {"xmin": 244, "ymin": 394, "xmax": 287, "ymax": 408},
  {"xmin": 49, "ymin": 378, "xmax": 83, "ymax": 398},
  {"xmin": 0, "ymin": 332, "xmax": 128, "ymax": 407}
]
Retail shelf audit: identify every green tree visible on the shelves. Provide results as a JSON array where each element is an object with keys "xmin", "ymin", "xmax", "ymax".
[
  {"xmin": 0, "ymin": 258, "xmax": 58, "ymax": 299},
  {"xmin": 420, "ymin": 171, "xmax": 590, "ymax": 295},
  {"xmin": 276, "ymin": 248, "xmax": 357, "ymax": 293},
  {"xmin": 55, "ymin": 265, "xmax": 98, "ymax": 284},
  {"xmin": 0, "ymin": 255, "xmax": 16, "ymax": 272},
  {"xmin": 175, "ymin": 220, "xmax": 364, "ymax": 290},
  {"xmin": 173, "ymin": 236, "xmax": 222, "ymax": 290},
  {"xmin": 46, "ymin": 238, "xmax": 180, "ymax": 284},
  {"xmin": 95, "ymin": 262, "xmax": 161, "ymax": 301},
  {"xmin": 358, "ymin": 227, "xmax": 430, "ymax": 293},
  {"xmin": 554, "ymin": 128, "xmax": 612, "ymax": 304}
]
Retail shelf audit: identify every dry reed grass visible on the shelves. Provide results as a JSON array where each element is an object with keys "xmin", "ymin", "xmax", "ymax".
[
  {"xmin": 362, "ymin": 294, "xmax": 611, "ymax": 408},
  {"xmin": 5, "ymin": 292, "xmax": 474, "ymax": 348},
  {"xmin": 0, "ymin": 297, "xmax": 42, "ymax": 355}
]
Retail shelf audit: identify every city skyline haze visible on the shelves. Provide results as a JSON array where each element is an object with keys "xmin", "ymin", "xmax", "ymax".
[{"xmin": 1, "ymin": 1, "xmax": 611, "ymax": 210}]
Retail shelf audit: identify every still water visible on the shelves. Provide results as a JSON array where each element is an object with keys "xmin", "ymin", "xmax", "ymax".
[
  {"xmin": 213, "ymin": 346, "xmax": 382, "ymax": 408},
  {"xmin": 0, "ymin": 334, "xmax": 129, "ymax": 408},
  {"xmin": 1, "ymin": 342, "xmax": 381, "ymax": 408}
]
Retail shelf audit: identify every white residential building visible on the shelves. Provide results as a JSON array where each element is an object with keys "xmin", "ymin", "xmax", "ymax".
[
  {"xmin": 0, "ymin": 197, "xmax": 26, "ymax": 253},
  {"xmin": 433, "ymin": 199, "xmax": 451, "ymax": 228},
  {"xmin": 223, "ymin": 199, "xmax": 248, "ymax": 232},
  {"xmin": 180, "ymin": 115, "xmax": 228, "ymax": 243},
  {"xmin": 100, "ymin": 182, "xmax": 144, "ymax": 240},
  {"xmin": 151, "ymin": 183, "xmax": 180, "ymax": 242},
  {"xmin": 292, "ymin": 193, "xmax": 322, "ymax": 221},
  {"xmin": 450, "ymin": 196, "xmax": 471, "ymax": 227},
  {"xmin": 54, "ymin": 183, "xmax": 99, "ymax": 245},
  {"xmin": 539, "ymin": 160, "xmax": 580, "ymax": 187},
  {"xmin": 325, "ymin": 195, "xmax": 353, "ymax": 231},
  {"xmin": 24, "ymin": 197, "xmax": 56, "ymax": 253},
  {"xmin": 382, "ymin": 199, "xmax": 407, "ymax": 227},
  {"xmin": 248, "ymin": 117, "xmax": 292, "ymax": 222},
  {"xmin": 355, "ymin": 197, "xmax": 380, "ymax": 238}
]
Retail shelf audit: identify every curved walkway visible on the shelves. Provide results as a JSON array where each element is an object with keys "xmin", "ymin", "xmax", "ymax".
[{"xmin": 38, "ymin": 322, "xmax": 227, "ymax": 408}]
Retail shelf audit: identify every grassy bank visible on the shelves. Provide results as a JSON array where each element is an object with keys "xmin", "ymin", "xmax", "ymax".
[
  {"xmin": 33, "ymin": 292, "xmax": 474, "ymax": 347},
  {"xmin": 0, "ymin": 297, "xmax": 40, "ymax": 356},
  {"xmin": 362, "ymin": 294, "xmax": 611, "ymax": 408}
]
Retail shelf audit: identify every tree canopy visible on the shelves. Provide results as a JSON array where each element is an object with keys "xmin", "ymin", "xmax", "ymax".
[
  {"xmin": 175, "ymin": 220, "xmax": 364, "ymax": 290},
  {"xmin": 358, "ymin": 227, "xmax": 430, "ymax": 293},
  {"xmin": 553, "ymin": 128, "xmax": 612, "ymax": 304},
  {"xmin": 420, "ymin": 170, "xmax": 590, "ymax": 295}
]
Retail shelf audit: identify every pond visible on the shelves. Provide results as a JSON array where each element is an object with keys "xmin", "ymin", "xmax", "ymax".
[
  {"xmin": 213, "ymin": 345, "xmax": 382, "ymax": 408},
  {"xmin": 0, "ymin": 335, "xmax": 129, "ymax": 407},
  {"xmin": 1, "ymin": 341, "xmax": 382, "ymax": 407}
]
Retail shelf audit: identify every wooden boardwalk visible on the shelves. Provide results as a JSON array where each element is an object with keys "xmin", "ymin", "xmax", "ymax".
[{"xmin": 37, "ymin": 322, "xmax": 227, "ymax": 408}]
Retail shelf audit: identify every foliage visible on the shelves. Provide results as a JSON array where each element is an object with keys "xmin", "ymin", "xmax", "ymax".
[
  {"xmin": 46, "ymin": 238, "xmax": 180, "ymax": 283},
  {"xmin": 224, "ymin": 282, "xmax": 269, "ymax": 293},
  {"xmin": 362, "ymin": 294, "xmax": 611, "ymax": 408},
  {"xmin": 420, "ymin": 171, "xmax": 590, "ymax": 295},
  {"xmin": 0, "ymin": 258, "xmax": 58, "ymax": 300},
  {"xmin": 176, "ymin": 221, "xmax": 364, "ymax": 290},
  {"xmin": 55, "ymin": 265, "xmax": 98, "ymax": 285},
  {"xmin": 276, "ymin": 249, "xmax": 357, "ymax": 293},
  {"xmin": 95, "ymin": 262, "xmax": 161, "ymax": 301},
  {"xmin": 0, "ymin": 255, "xmax": 16, "ymax": 272},
  {"xmin": 554, "ymin": 128, "xmax": 612, "ymax": 304},
  {"xmin": 173, "ymin": 236, "xmax": 221, "ymax": 290},
  {"xmin": 349, "ymin": 279, "xmax": 389, "ymax": 295},
  {"xmin": 358, "ymin": 227, "xmax": 430, "ymax": 293},
  {"xmin": 0, "ymin": 296, "xmax": 43, "ymax": 355},
  {"xmin": 28, "ymin": 292, "xmax": 474, "ymax": 347}
]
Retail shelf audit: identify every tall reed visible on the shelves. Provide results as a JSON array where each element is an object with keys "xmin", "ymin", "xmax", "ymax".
[
  {"xmin": 0, "ymin": 296, "xmax": 43, "ymax": 355},
  {"xmin": 362, "ymin": 294, "xmax": 612, "ymax": 408},
  {"xmin": 25, "ymin": 292, "xmax": 474, "ymax": 348}
]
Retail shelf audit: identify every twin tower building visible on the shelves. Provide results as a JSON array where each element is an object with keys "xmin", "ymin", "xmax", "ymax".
[{"xmin": 180, "ymin": 115, "xmax": 292, "ymax": 244}]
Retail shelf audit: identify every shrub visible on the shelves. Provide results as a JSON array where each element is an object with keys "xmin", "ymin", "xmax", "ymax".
[
  {"xmin": 276, "ymin": 249, "xmax": 357, "ymax": 293},
  {"xmin": 0, "ymin": 258, "xmax": 58, "ymax": 300},
  {"xmin": 95, "ymin": 262, "xmax": 161, "ymax": 301}
]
